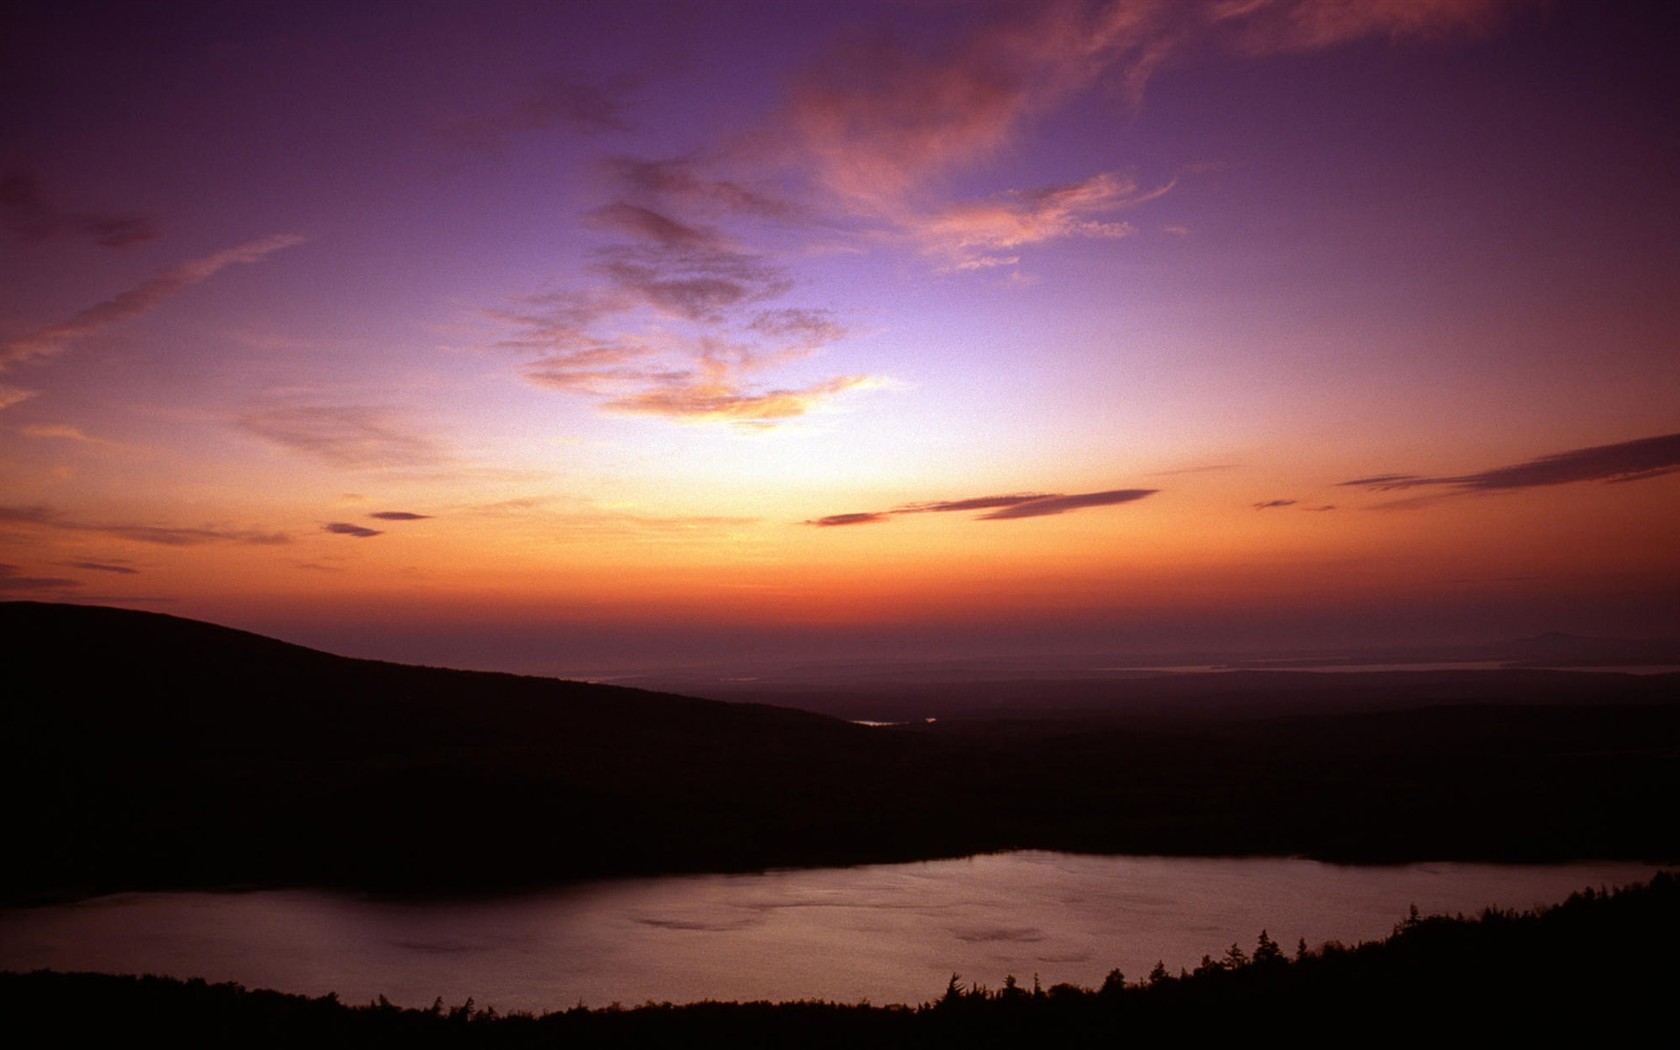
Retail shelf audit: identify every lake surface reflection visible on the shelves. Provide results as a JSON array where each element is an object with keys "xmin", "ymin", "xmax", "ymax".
[{"xmin": 0, "ymin": 854, "xmax": 1656, "ymax": 1012}]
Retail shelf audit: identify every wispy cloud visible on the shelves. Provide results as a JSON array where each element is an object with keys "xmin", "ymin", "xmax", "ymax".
[
  {"xmin": 0, "ymin": 234, "xmax": 304, "ymax": 371},
  {"xmin": 806, "ymin": 486, "xmax": 1158, "ymax": 526},
  {"xmin": 915, "ymin": 171, "xmax": 1171, "ymax": 270},
  {"xmin": 369, "ymin": 511, "xmax": 431, "ymax": 521},
  {"xmin": 748, "ymin": 308, "xmax": 848, "ymax": 351},
  {"xmin": 323, "ymin": 522, "xmax": 382, "ymax": 538},
  {"xmin": 497, "ymin": 198, "xmax": 884, "ymax": 427},
  {"xmin": 772, "ymin": 0, "xmax": 1524, "ymax": 271},
  {"xmin": 0, "ymin": 504, "xmax": 289, "ymax": 546},
  {"xmin": 806, "ymin": 512, "xmax": 891, "ymax": 527},
  {"xmin": 895, "ymin": 493, "xmax": 1053, "ymax": 515},
  {"xmin": 1149, "ymin": 462, "xmax": 1238, "ymax": 476},
  {"xmin": 603, "ymin": 373, "xmax": 884, "ymax": 427},
  {"xmin": 1, "ymin": 165, "xmax": 160, "ymax": 248},
  {"xmin": 495, "ymin": 0, "xmax": 1520, "ymax": 423},
  {"xmin": 0, "ymin": 385, "xmax": 39, "ymax": 411},
  {"xmin": 461, "ymin": 495, "xmax": 759, "ymax": 541},
  {"xmin": 1252, "ymin": 498, "xmax": 1337, "ymax": 511},
  {"xmin": 20, "ymin": 423, "xmax": 101, "ymax": 442},
  {"xmin": 1214, "ymin": 0, "xmax": 1525, "ymax": 55},
  {"xmin": 0, "ymin": 563, "xmax": 79, "ymax": 592},
  {"xmin": 1339, "ymin": 473, "xmax": 1419, "ymax": 489},
  {"xmin": 977, "ymin": 488, "xmax": 1157, "ymax": 519},
  {"xmin": 589, "ymin": 202, "xmax": 720, "ymax": 251},
  {"xmin": 602, "ymin": 155, "xmax": 801, "ymax": 223},
  {"xmin": 582, "ymin": 202, "xmax": 795, "ymax": 322},
  {"xmin": 435, "ymin": 73, "xmax": 636, "ymax": 153},
  {"xmin": 64, "ymin": 560, "xmax": 139, "ymax": 574},
  {"xmin": 239, "ymin": 402, "xmax": 444, "ymax": 470},
  {"xmin": 1339, "ymin": 432, "xmax": 1680, "ymax": 495},
  {"xmin": 782, "ymin": 2, "xmax": 1168, "ymax": 209},
  {"xmin": 764, "ymin": 2, "xmax": 1187, "ymax": 276}
]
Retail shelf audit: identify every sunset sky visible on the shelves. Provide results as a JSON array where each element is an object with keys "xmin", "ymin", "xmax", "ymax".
[{"xmin": 3, "ymin": 0, "xmax": 1676, "ymax": 675}]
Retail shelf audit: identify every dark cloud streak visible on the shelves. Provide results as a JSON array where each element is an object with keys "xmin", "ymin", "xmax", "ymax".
[
  {"xmin": 896, "ymin": 493, "xmax": 1050, "ymax": 514},
  {"xmin": 978, "ymin": 489, "xmax": 1157, "ymax": 520},
  {"xmin": 324, "ymin": 522, "xmax": 382, "ymax": 538},
  {"xmin": 1341, "ymin": 433, "xmax": 1680, "ymax": 495},
  {"xmin": 805, "ymin": 512, "xmax": 890, "ymax": 527},
  {"xmin": 66, "ymin": 561, "xmax": 140, "ymax": 574},
  {"xmin": 0, "ymin": 563, "xmax": 78, "ymax": 591},
  {"xmin": 1, "ymin": 166, "xmax": 160, "ymax": 248},
  {"xmin": 0, "ymin": 505, "xmax": 288, "ymax": 546},
  {"xmin": 435, "ymin": 74, "xmax": 636, "ymax": 153},
  {"xmin": 1337, "ymin": 474, "xmax": 1421, "ymax": 489},
  {"xmin": 806, "ymin": 487, "xmax": 1158, "ymax": 526}
]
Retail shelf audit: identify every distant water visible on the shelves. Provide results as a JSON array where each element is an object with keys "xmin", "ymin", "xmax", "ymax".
[{"xmin": 0, "ymin": 854, "xmax": 1655, "ymax": 1012}]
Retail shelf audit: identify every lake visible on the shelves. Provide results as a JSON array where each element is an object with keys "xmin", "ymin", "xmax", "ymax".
[{"xmin": 0, "ymin": 853, "xmax": 1656, "ymax": 1012}]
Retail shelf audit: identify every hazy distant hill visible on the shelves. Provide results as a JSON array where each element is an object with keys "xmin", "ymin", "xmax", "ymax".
[
  {"xmin": 655, "ymin": 663, "xmax": 1680, "ymax": 723},
  {"xmin": 5, "ymin": 602, "xmax": 1676, "ymax": 902},
  {"xmin": 626, "ymin": 630, "xmax": 1680, "ymax": 719}
]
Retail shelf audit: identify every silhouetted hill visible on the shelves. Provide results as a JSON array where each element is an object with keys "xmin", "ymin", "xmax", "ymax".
[
  {"xmin": 4, "ymin": 601, "xmax": 937, "ymax": 900},
  {"xmin": 5, "ymin": 602, "xmax": 1676, "ymax": 902}
]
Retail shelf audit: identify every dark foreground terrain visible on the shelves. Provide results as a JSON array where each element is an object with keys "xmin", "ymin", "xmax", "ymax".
[
  {"xmin": 5, "ymin": 601, "xmax": 1676, "ymax": 902},
  {"xmin": 4, "ymin": 872, "xmax": 1674, "ymax": 1047}
]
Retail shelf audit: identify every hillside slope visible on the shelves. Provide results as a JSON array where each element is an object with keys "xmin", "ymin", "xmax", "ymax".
[
  {"xmin": 4, "ymin": 602, "xmax": 940, "ymax": 899},
  {"xmin": 5, "ymin": 602, "xmax": 1676, "ymax": 902}
]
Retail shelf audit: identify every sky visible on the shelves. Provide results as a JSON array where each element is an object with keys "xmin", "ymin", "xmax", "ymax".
[{"xmin": 2, "ymin": 0, "xmax": 1676, "ymax": 676}]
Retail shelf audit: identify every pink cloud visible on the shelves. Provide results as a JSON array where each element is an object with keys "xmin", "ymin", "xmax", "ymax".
[
  {"xmin": 604, "ymin": 373, "xmax": 882, "ymax": 427},
  {"xmin": 500, "ymin": 196, "xmax": 879, "ymax": 426},
  {"xmin": 783, "ymin": 2, "xmax": 1168, "ymax": 208},
  {"xmin": 914, "ymin": 171, "xmax": 1173, "ymax": 268},
  {"xmin": 773, "ymin": 0, "xmax": 1526, "ymax": 270},
  {"xmin": 0, "ymin": 384, "xmax": 38, "ymax": 411}
]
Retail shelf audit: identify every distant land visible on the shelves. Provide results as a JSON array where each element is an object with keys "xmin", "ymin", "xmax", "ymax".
[
  {"xmin": 623, "ymin": 631, "xmax": 1680, "ymax": 722},
  {"xmin": 633, "ymin": 658, "xmax": 1680, "ymax": 725},
  {"xmin": 564, "ymin": 627, "xmax": 1680, "ymax": 683},
  {"xmin": 6, "ymin": 601, "xmax": 1677, "ymax": 904}
]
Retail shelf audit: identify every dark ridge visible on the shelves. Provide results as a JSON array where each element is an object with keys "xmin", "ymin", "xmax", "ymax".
[
  {"xmin": 3, "ymin": 601, "xmax": 939, "ymax": 900},
  {"xmin": 5, "ymin": 602, "xmax": 1677, "ymax": 903}
]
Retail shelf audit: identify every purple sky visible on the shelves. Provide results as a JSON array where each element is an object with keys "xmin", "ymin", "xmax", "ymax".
[{"xmin": 2, "ymin": 1, "xmax": 1676, "ymax": 675}]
